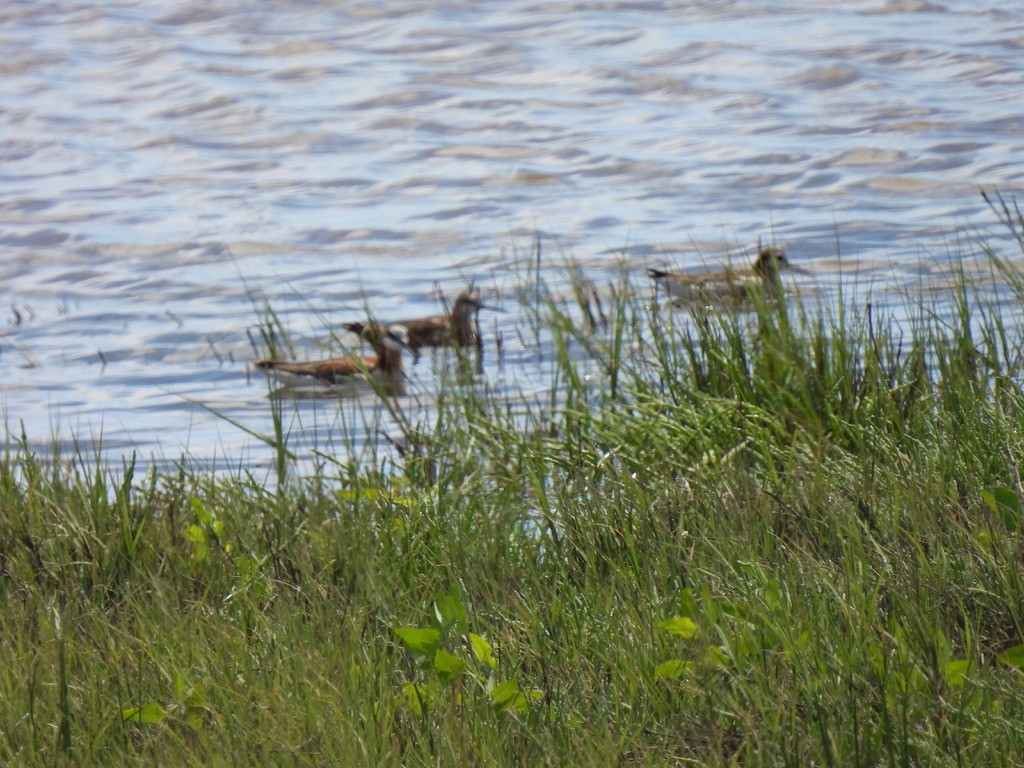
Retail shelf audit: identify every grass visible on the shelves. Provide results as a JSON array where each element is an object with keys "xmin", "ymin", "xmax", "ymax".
[{"xmin": 4, "ymin": 213, "xmax": 1024, "ymax": 765}]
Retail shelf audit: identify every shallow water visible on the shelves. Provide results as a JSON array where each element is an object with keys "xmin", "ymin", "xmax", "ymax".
[{"xmin": 2, "ymin": 0, "xmax": 1023, "ymax": 476}]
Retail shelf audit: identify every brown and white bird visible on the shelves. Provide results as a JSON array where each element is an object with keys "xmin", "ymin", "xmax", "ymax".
[
  {"xmin": 252, "ymin": 324, "xmax": 412, "ymax": 385},
  {"xmin": 341, "ymin": 289, "xmax": 485, "ymax": 353},
  {"xmin": 649, "ymin": 246, "xmax": 808, "ymax": 301}
]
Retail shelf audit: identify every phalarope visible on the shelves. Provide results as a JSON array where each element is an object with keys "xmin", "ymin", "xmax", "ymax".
[
  {"xmin": 341, "ymin": 289, "xmax": 485, "ymax": 352},
  {"xmin": 649, "ymin": 246, "xmax": 808, "ymax": 301},
  {"xmin": 253, "ymin": 324, "xmax": 412, "ymax": 385}
]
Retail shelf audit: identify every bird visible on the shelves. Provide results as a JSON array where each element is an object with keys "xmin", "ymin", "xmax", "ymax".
[
  {"xmin": 648, "ymin": 246, "xmax": 809, "ymax": 301},
  {"xmin": 341, "ymin": 289, "xmax": 486, "ymax": 354},
  {"xmin": 252, "ymin": 324, "xmax": 412, "ymax": 385}
]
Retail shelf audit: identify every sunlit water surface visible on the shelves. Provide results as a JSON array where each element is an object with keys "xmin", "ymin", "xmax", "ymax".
[{"xmin": 2, "ymin": 0, "xmax": 1023, "ymax": 477}]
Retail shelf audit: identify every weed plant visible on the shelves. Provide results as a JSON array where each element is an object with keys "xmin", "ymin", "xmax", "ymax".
[{"xmin": 3, "ymin": 221, "xmax": 1024, "ymax": 765}]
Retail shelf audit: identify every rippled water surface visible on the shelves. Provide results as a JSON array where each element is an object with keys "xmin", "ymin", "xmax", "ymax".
[{"xmin": 3, "ymin": 0, "xmax": 1023, "ymax": 474}]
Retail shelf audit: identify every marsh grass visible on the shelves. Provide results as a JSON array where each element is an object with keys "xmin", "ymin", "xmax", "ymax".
[{"xmin": 4, "ymin": 226, "xmax": 1024, "ymax": 765}]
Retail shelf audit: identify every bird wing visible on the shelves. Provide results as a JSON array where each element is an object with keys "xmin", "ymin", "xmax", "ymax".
[{"xmin": 254, "ymin": 356, "xmax": 377, "ymax": 381}]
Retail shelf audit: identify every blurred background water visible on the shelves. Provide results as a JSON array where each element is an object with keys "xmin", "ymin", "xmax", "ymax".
[{"xmin": 2, "ymin": 0, "xmax": 1023, "ymax": 476}]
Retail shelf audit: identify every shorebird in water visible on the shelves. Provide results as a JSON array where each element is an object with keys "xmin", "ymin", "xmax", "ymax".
[
  {"xmin": 648, "ymin": 246, "xmax": 809, "ymax": 302},
  {"xmin": 341, "ymin": 289, "xmax": 486, "ymax": 355},
  {"xmin": 252, "ymin": 324, "xmax": 412, "ymax": 385}
]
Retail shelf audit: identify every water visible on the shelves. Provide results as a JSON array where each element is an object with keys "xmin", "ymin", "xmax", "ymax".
[{"xmin": 2, "ymin": 0, "xmax": 1023, "ymax": 476}]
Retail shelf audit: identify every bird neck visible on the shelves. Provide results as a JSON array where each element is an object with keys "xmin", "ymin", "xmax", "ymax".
[
  {"xmin": 375, "ymin": 343, "xmax": 405, "ymax": 375},
  {"xmin": 450, "ymin": 302, "xmax": 479, "ymax": 344},
  {"xmin": 755, "ymin": 260, "xmax": 782, "ymax": 284}
]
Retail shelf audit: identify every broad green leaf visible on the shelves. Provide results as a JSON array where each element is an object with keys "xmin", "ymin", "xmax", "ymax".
[
  {"xmin": 190, "ymin": 498, "xmax": 212, "ymax": 525},
  {"xmin": 494, "ymin": 680, "xmax": 538, "ymax": 709},
  {"xmin": 505, "ymin": 694, "xmax": 527, "ymax": 712},
  {"xmin": 173, "ymin": 673, "xmax": 186, "ymax": 702},
  {"xmin": 983, "ymin": 488, "xmax": 1022, "ymax": 532},
  {"xmin": 998, "ymin": 643, "xmax": 1024, "ymax": 670},
  {"xmin": 433, "ymin": 649, "xmax": 467, "ymax": 682},
  {"xmin": 434, "ymin": 591, "xmax": 466, "ymax": 634},
  {"xmin": 763, "ymin": 579, "xmax": 782, "ymax": 610},
  {"xmin": 678, "ymin": 588, "xmax": 698, "ymax": 619},
  {"xmin": 393, "ymin": 627, "xmax": 442, "ymax": 657},
  {"xmin": 403, "ymin": 682, "xmax": 430, "ymax": 716},
  {"xmin": 704, "ymin": 645, "xmax": 732, "ymax": 667},
  {"xmin": 942, "ymin": 659, "xmax": 973, "ymax": 687},
  {"xmin": 185, "ymin": 682, "xmax": 207, "ymax": 709},
  {"xmin": 183, "ymin": 525, "xmax": 208, "ymax": 563},
  {"xmin": 337, "ymin": 487, "xmax": 384, "ymax": 501},
  {"xmin": 974, "ymin": 532, "xmax": 995, "ymax": 550},
  {"xmin": 488, "ymin": 678, "xmax": 540, "ymax": 712},
  {"xmin": 122, "ymin": 703, "xmax": 168, "ymax": 723},
  {"xmin": 236, "ymin": 554, "xmax": 257, "ymax": 577},
  {"xmin": 655, "ymin": 659, "xmax": 694, "ymax": 680},
  {"xmin": 994, "ymin": 487, "xmax": 1022, "ymax": 514},
  {"xmin": 995, "ymin": 487, "xmax": 1021, "ymax": 532},
  {"xmin": 657, "ymin": 616, "xmax": 699, "ymax": 639},
  {"xmin": 469, "ymin": 633, "xmax": 497, "ymax": 669},
  {"xmin": 515, "ymin": 689, "xmax": 543, "ymax": 712},
  {"xmin": 489, "ymin": 679, "xmax": 519, "ymax": 708},
  {"xmin": 981, "ymin": 490, "xmax": 996, "ymax": 510}
]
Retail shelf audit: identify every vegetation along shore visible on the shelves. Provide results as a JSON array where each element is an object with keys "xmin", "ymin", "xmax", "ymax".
[{"xmin": 4, "ymin": 198, "xmax": 1024, "ymax": 765}]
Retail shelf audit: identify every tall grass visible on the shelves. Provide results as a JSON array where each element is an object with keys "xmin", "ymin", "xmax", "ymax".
[{"xmin": 3, "ymin": 225, "xmax": 1024, "ymax": 765}]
